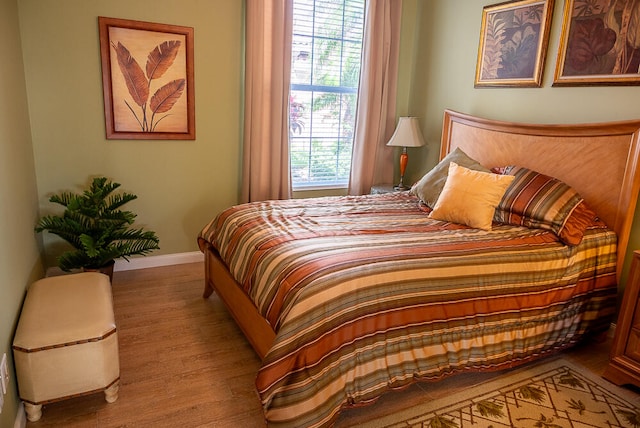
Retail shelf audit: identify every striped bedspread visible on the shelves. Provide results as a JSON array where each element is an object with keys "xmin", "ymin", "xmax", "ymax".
[{"xmin": 198, "ymin": 192, "xmax": 618, "ymax": 428}]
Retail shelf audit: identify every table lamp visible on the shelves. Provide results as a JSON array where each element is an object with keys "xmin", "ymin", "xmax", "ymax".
[{"xmin": 386, "ymin": 117, "xmax": 425, "ymax": 190}]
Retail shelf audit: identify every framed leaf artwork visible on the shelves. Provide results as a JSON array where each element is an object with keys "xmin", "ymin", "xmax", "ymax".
[
  {"xmin": 475, "ymin": 0, "xmax": 554, "ymax": 88},
  {"xmin": 98, "ymin": 17, "xmax": 195, "ymax": 139},
  {"xmin": 553, "ymin": 0, "xmax": 640, "ymax": 86}
]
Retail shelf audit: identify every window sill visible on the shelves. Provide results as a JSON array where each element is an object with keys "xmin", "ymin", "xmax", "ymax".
[{"xmin": 293, "ymin": 183, "xmax": 347, "ymax": 192}]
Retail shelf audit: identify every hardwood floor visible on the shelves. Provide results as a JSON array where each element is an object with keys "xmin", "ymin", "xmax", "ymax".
[{"xmin": 26, "ymin": 262, "xmax": 636, "ymax": 427}]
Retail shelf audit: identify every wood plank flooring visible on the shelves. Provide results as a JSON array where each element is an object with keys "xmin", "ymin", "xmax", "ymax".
[{"xmin": 26, "ymin": 262, "xmax": 637, "ymax": 427}]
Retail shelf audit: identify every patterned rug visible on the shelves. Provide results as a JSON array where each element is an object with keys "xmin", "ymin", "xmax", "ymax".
[{"xmin": 366, "ymin": 358, "xmax": 640, "ymax": 428}]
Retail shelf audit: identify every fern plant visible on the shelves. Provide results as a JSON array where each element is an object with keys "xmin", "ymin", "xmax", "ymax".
[{"xmin": 35, "ymin": 177, "xmax": 160, "ymax": 271}]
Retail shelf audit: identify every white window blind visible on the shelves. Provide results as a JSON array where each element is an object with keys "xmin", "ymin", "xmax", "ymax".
[{"xmin": 289, "ymin": 0, "xmax": 365, "ymax": 189}]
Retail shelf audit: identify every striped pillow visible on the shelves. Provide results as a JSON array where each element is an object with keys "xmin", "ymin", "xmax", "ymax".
[{"xmin": 494, "ymin": 166, "xmax": 597, "ymax": 245}]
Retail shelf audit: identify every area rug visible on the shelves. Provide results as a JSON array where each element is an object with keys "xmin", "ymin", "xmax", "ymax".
[{"xmin": 366, "ymin": 358, "xmax": 640, "ymax": 428}]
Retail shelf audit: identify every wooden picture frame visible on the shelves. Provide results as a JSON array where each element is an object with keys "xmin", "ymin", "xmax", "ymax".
[
  {"xmin": 553, "ymin": 0, "xmax": 640, "ymax": 86},
  {"xmin": 98, "ymin": 17, "xmax": 195, "ymax": 140},
  {"xmin": 475, "ymin": 0, "xmax": 554, "ymax": 88}
]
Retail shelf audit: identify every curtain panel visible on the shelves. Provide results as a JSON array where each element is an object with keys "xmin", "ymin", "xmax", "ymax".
[
  {"xmin": 349, "ymin": 0, "xmax": 402, "ymax": 195},
  {"xmin": 242, "ymin": 0, "xmax": 293, "ymax": 203}
]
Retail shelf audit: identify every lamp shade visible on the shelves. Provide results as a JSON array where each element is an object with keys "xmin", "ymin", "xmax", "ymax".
[{"xmin": 386, "ymin": 117, "xmax": 425, "ymax": 148}]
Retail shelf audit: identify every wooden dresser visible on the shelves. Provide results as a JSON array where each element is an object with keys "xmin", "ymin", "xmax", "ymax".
[{"xmin": 604, "ymin": 250, "xmax": 640, "ymax": 388}]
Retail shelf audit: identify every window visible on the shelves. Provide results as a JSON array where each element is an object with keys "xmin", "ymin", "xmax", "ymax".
[{"xmin": 289, "ymin": 0, "xmax": 365, "ymax": 189}]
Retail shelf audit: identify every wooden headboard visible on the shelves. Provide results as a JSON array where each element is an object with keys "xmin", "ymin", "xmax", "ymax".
[{"xmin": 441, "ymin": 109, "xmax": 640, "ymax": 281}]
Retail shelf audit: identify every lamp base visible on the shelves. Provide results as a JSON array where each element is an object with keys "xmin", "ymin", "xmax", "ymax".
[{"xmin": 394, "ymin": 174, "xmax": 410, "ymax": 191}]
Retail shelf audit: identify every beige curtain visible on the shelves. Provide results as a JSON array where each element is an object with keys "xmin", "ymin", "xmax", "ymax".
[
  {"xmin": 241, "ymin": 0, "xmax": 293, "ymax": 203},
  {"xmin": 348, "ymin": 0, "xmax": 402, "ymax": 195}
]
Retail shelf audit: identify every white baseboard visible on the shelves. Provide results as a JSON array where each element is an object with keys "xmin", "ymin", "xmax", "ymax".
[
  {"xmin": 14, "ymin": 402, "xmax": 26, "ymax": 428},
  {"xmin": 114, "ymin": 251, "xmax": 203, "ymax": 272},
  {"xmin": 45, "ymin": 251, "xmax": 204, "ymax": 277}
]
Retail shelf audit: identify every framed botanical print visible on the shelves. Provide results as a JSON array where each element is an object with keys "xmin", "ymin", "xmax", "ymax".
[
  {"xmin": 98, "ymin": 17, "xmax": 195, "ymax": 139},
  {"xmin": 475, "ymin": 0, "xmax": 554, "ymax": 88},
  {"xmin": 553, "ymin": 0, "xmax": 640, "ymax": 86}
]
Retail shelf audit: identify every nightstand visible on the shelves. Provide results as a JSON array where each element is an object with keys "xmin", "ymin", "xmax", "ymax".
[
  {"xmin": 604, "ymin": 250, "xmax": 640, "ymax": 388},
  {"xmin": 370, "ymin": 184, "xmax": 406, "ymax": 194}
]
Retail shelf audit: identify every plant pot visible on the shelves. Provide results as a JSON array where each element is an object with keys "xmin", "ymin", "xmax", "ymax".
[{"xmin": 83, "ymin": 260, "xmax": 115, "ymax": 282}]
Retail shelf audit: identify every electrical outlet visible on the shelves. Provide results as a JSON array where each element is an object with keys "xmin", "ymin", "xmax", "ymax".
[{"xmin": 0, "ymin": 353, "xmax": 7, "ymax": 394}]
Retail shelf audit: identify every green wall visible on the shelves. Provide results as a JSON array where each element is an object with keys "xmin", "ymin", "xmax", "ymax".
[
  {"xmin": 0, "ymin": 0, "xmax": 44, "ymax": 425},
  {"xmin": 404, "ymin": 1, "xmax": 640, "ymax": 182},
  {"xmin": 18, "ymin": 0, "xmax": 245, "ymax": 267}
]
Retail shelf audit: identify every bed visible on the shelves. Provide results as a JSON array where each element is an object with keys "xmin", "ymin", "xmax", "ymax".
[{"xmin": 197, "ymin": 110, "xmax": 640, "ymax": 428}]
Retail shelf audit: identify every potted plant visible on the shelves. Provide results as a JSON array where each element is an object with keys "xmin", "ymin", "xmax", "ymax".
[{"xmin": 35, "ymin": 176, "xmax": 160, "ymax": 280}]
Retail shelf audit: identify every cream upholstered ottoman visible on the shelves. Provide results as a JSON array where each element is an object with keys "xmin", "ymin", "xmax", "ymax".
[{"xmin": 12, "ymin": 272, "xmax": 120, "ymax": 422}]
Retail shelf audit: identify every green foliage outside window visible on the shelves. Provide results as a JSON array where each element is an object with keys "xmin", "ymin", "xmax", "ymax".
[{"xmin": 289, "ymin": 0, "xmax": 364, "ymax": 187}]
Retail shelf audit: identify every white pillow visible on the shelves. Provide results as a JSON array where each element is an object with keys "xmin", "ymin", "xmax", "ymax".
[{"xmin": 429, "ymin": 162, "xmax": 514, "ymax": 230}]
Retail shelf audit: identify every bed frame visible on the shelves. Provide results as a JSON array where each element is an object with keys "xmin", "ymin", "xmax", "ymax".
[{"xmin": 202, "ymin": 109, "xmax": 640, "ymax": 360}]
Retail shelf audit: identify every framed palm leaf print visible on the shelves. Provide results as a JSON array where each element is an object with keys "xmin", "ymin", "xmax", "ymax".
[
  {"xmin": 553, "ymin": 0, "xmax": 640, "ymax": 86},
  {"xmin": 98, "ymin": 17, "xmax": 195, "ymax": 139},
  {"xmin": 475, "ymin": 0, "xmax": 554, "ymax": 88}
]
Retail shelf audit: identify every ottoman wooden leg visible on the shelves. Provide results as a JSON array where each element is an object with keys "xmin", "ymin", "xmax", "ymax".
[
  {"xmin": 24, "ymin": 402, "xmax": 43, "ymax": 422},
  {"xmin": 104, "ymin": 380, "xmax": 120, "ymax": 403}
]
